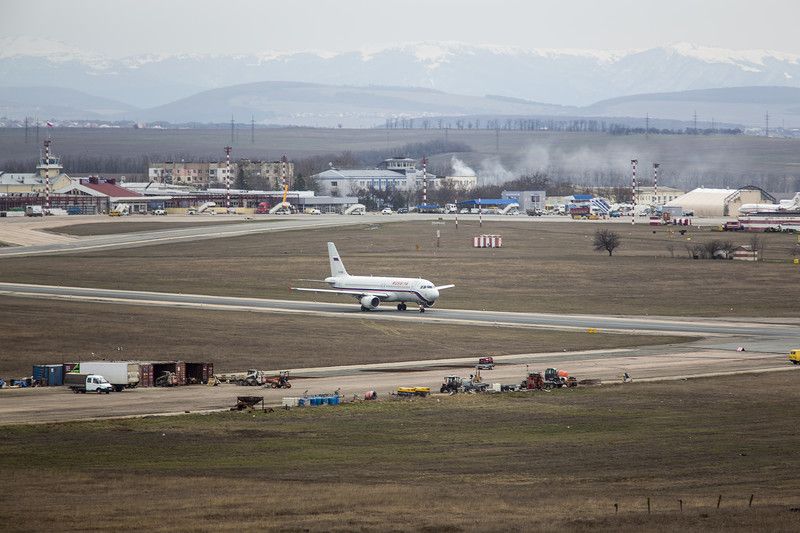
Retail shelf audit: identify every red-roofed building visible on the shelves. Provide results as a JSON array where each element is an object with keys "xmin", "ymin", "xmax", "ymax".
[{"xmin": 57, "ymin": 177, "xmax": 150, "ymax": 214}]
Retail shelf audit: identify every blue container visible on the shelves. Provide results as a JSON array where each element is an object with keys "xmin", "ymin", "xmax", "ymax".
[
  {"xmin": 297, "ymin": 398, "xmax": 305, "ymax": 407},
  {"xmin": 45, "ymin": 364, "xmax": 64, "ymax": 386},
  {"xmin": 32, "ymin": 365, "xmax": 47, "ymax": 382},
  {"xmin": 331, "ymin": 396, "xmax": 340, "ymax": 406}
]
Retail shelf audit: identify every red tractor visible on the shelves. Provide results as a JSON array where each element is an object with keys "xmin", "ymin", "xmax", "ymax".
[{"xmin": 264, "ymin": 370, "xmax": 291, "ymax": 389}]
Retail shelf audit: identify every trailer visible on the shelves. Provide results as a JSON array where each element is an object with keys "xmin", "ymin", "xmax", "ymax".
[{"xmin": 72, "ymin": 362, "xmax": 140, "ymax": 392}]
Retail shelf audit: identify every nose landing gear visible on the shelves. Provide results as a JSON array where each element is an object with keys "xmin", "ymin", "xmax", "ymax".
[{"xmin": 418, "ymin": 306, "xmax": 426, "ymax": 313}]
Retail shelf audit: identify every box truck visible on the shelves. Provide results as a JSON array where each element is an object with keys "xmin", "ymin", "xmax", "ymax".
[{"xmin": 72, "ymin": 362, "xmax": 140, "ymax": 391}]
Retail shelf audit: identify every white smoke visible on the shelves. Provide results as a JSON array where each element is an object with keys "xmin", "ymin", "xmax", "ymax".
[{"xmin": 450, "ymin": 156, "xmax": 476, "ymax": 176}]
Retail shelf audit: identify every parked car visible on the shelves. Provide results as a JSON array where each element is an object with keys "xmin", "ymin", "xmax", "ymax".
[
  {"xmin": 397, "ymin": 207, "xmax": 409, "ymax": 214},
  {"xmin": 609, "ymin": 210, "xmax": 621, "ymax": 218},
  {"xmin": 152, "ymin": 209, "xmax": 167, "ymax": 216},
  {"xmin": 381, "ymin": 207, "xmax": 393, "ymax": 215}
]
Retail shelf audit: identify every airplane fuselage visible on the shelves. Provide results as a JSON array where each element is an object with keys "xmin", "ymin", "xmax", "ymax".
[{"xmin": 326, "ymin": 275, "xmax": 440, "ymax": 306}]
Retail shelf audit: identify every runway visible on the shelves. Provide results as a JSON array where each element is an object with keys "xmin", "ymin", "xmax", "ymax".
[
  {"xmin": 0, "ymin": 215, "xmax": 391, "ymax": 257},
  {"xmin": 0, "ymin": 281, "xmax": 796, "ymax": 339}
]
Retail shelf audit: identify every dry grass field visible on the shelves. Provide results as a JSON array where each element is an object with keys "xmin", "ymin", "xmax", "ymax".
[
  {"xmin": 0, "ymin": 296, "xmax": 687, "ymax": 376},
  {"xmin": 45, "ymin": 219, "xmax": 254, "ymax": 237},
  {"xmin": 0, "ymin": 220, "xmax": 798, "ymax": 316},
  {"xmin": 1, "ymin": 373, "xmax": 798, "ymax": 531}
]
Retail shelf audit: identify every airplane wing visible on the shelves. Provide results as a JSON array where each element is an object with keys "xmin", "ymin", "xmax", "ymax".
[
  {"xmin": 435, "ymin": 284, "xmax": 455, "ymax": 290},
  {"xmin": 291, "ymin": 287, "xmax": 392, "ymax": 299}
]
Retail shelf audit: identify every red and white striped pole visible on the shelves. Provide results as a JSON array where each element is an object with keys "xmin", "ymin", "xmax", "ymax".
[
  {"xmin": 630, "ymin": 159, "xmax": 637, "ymax": 223},
  {"xmin": 653, "ymin": 163, "xmax": 659, "ymax": 205},
  {"xmin": 479, "ymin": 197, "xmax": 482, "ymax": 228},
  {"xmin": 422, "ymin": 156, "xmax": 428, "ymax": 205},
  {"xmin": 224, "ymin": 146, "xmax": 232, "ymax": 209},
  {"xmin": 44, "ymin": 139, "xmax": 51, "ymax": 210},
  {"xmin": 281, "ymin": 154, "xmax": 287, "ymax": 192}
]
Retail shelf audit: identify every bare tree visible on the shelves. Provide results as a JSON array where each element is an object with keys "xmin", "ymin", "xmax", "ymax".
[
  {"xmin": 749, "ymin": 234, "xmax": 765, "ymax": 261},
  {"xmin": 593, "ymin": 229, "xmax": 622, "ymax": 256}
]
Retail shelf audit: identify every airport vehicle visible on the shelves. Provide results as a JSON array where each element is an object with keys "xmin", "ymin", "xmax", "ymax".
[
  {"xmin": 570, "ymin": 206, "xmax": 590, "ymax": 219},
  {"xmin": 291, "ymin": 242, "xmax": 455, "ymax": 312},
  {"xmin": 25, "ymin": 205, "xmax": 44, "ymax": 217},
  {"xmin": 304, "ymin": 208, "xmax": 322, "ymax": 215},
  {"xmin": 72, "ymin": 362, "xmax": 140, "ymax": 391},
  {"xmin": 111, "ymin": 203, "xmax": 130, "ymax": 216},
  {"xmin": 381, "ymin": 207, "xmax": 393, "ymax": 215},
  {"xmin": 609, "ymin": 210, "xmax": 622, "ymax": 218},
  {"xmin": 397, "ymin": 207, "xmax": 409, "ymax": 214},
  {"xmin": 790, "ymin": 349, "xmax": 800, "ymax": 365},
  {"xmin": 526, "ymin": 208, "xmax": 543, "ymax": 216},
  {"xmin": 65, "ymin": 373, "xmax": 113, "ymax": 394},
  {"xmin": 445, "ymin": 203, "xmax": 458, "ymax": 214},
  {"xmin": 152, "ymin": 209, "xmax": 167, "ymax": 216},
  {"xmin": 477, "ymin": 357, "xmax": 495, "ymax": 370},
  {"xmin": 255, "ymin": 202, "xmax": 270, "ymax": 214},
  {"xmin": 723, "ymin": 221, "xmax": 743, "ymax": 231},
  {"xmin": 345, "ymin": 204, "xmax": 366, "ymax": 215}
]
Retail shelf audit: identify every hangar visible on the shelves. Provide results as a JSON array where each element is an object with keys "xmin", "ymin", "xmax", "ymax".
[{"xmin": 665, "ymin": 186, "xmax": 775, "ymax": 217}]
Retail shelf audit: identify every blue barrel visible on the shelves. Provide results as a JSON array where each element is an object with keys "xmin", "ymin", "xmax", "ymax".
[
  {"xmin": 331, "ymin": 396, "xmax": 340, "ymax": 405},
  {"xmin": 298, "ymin": 398, "xmax": 305, "ymax": 407}
]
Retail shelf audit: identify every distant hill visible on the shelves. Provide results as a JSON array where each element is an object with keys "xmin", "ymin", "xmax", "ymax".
[
  {"xmin": 0, "ymin": 86, "xmax": 137, "ymax": 120},
  {"xmin": 136, "ymin": 81, "xmax": 565, "ymax": 127},
  {"xmin": 584, "ymin": 87, "xmax": 800, "ymax": 127}
]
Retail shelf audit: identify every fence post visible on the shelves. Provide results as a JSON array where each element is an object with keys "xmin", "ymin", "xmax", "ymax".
[
  {"xmin": 717, "ymin": 495, "xmax": 722, "ymax": 509},
  {"xmin": 749, "ymin": 494, "xmax": 754, "ymax": 508},
  {"xmin": 678, "ymin": 499, "xmax": 683, "ymax": 513},
  {"xmin": 647, "ymin": 497, "xmax": 651, "ymax": 515}
]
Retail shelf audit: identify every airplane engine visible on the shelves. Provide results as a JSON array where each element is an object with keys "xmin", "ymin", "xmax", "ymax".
[{"xmin": 360, "ymin": 295, "xmax": 380, "ymax": 309}]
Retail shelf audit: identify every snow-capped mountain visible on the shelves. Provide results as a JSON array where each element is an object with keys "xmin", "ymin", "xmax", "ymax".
[{"xmin": 2, "ymin": 39, "xmax": 800, "ymax": 111}]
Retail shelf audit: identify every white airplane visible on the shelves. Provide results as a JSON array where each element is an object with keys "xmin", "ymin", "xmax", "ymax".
[{"xmin": 291, "ymin": 242, "xmax": 454, "ymax": 312}]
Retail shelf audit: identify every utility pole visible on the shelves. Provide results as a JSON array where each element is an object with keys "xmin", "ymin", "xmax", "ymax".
[
  {"xmin": 35, "ymin": 117, "xmax": 39, "ymax": 143},
  {"xmin": 765, "ymin": 111, "xmax": 770, "ymax": 138},
  {"xmin": 631, "ymin": 159, "xmax": 638, "ymax": 224},
  {"xmin": 693, "ymin": 110, "xmax": 697, "ymax": 133},
  {"xmin": 251, "ymin": 116, "xmax": 255, "ymax": 144},
  {"xmin": 230, "ymin": 116, "xmax": 235, "ymax": 144},
  {"xmin": 24, "ymin": 117, "xmax": 28, "ymax": 143},
  {"xmin": 645, "ymin": 113, "xmax": 649, "ymax": 139}
]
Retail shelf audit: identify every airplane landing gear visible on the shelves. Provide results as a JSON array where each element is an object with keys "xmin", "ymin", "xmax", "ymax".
[
  {"xmin": 397, "ymin": 303, "xmax": 407, "ymax": 311},
  {"xmin": 418, "ymin": 306, "xmax": 426, "ymax": 313},
  {"xmin": 360, "ymin": 305, "xmax": 368, "ymax": 312}
]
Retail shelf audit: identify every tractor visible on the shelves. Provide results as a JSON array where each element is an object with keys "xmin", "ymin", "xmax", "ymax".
[
  {"xmin": 440, "ymin": 375, "xmax": 463, "ymax": 393},
  {"xmin": 264, "ymin": 370, "xmax": 292, "ymax": 389}
]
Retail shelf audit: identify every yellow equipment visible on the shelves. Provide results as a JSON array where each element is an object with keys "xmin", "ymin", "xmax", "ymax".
[{"xmin": 790, "ymin": 349, "xmax": 800, "ymax": 365}]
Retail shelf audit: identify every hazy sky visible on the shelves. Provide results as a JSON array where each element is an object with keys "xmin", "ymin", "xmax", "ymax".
[{"xmin": 4, "ymin": 0, "xmax": 800, "ymax": 56}]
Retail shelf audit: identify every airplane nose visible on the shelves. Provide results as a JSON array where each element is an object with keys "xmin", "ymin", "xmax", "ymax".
[{"xmin": 431, "ymin": 288, "xmax": 440, "ymax": 300}]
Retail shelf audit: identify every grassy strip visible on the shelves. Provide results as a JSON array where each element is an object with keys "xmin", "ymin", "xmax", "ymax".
[
  {"xmin": 0, "ymin": 296, "xmax": 689, "ymax": 375},
  {"xmin": 0, "ymin": 373, "xmax": 798, "ymax": 530}
]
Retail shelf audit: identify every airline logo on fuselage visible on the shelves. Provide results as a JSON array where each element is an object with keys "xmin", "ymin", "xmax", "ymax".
[{"xmin": 391, "ymin": 280, "xmax": 410, "ymax": 286}]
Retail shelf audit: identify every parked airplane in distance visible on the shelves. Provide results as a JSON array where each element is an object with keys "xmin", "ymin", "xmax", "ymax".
[{"xmin": 291, "ymin": 242, "xmax": 454, "ymax": 312}]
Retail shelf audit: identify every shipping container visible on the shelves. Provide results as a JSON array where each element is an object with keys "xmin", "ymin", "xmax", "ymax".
[
  {"xmin": 139, "ymin": 363, "xmax": 154, "ymax": 387},
  {"xmin": 186, "ymin": 362, "xmax": 213, "ymax": 384}
]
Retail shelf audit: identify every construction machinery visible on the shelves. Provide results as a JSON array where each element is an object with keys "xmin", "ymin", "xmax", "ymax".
[
  {"xmin": 520, "ymin": 371, "xmax": 545, "ymax": 390},
  {"xmin": 155, "ymin": 371, "xmax": 178, "ymax": 387},
  {"xmin": 264, "ymin": 370, "xmax": 292, "ymax": 389},
  {"xmin": 440, "ymin": 375, "xmax": 463, "ymax": 393},
  {"xmin": 790, "ymin": 349, "xmax": 800, "ymax": 365}
]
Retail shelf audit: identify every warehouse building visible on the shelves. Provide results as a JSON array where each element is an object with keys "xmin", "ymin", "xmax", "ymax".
[
  {"xmin": 311, "ymin": 158, "xmax": 436, "ymax": 195},
  {"xmin": 635, "ymin": 186, "xmax": 685, "ymax": 206},
  {"xmin": 665, "ymin": 186, "xmax": 775, "ymax": 217}
]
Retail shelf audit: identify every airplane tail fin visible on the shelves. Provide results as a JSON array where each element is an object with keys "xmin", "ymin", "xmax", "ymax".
[{"xmin": 327, "ymin": 242, "xmax": 348, "ymax": 277}]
